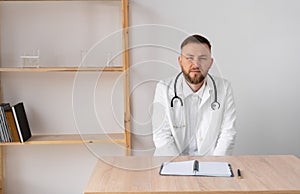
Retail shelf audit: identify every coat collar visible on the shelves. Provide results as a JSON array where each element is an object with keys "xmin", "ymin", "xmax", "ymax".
[
  {"xmin": 182, "ymin": 77, "xmax": 206, "ymax": 99},
  {"xmin": 173, "ymin": 73, "xmax": 214, "ymax": 107}
]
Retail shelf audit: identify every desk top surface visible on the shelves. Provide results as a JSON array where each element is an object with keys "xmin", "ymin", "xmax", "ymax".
[{"xmin": 84, "ymin": 155, "xmax": 300, "ymax": 194}]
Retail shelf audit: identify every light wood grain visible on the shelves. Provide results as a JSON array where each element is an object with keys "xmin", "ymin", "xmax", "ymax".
[
  {"xmin": 0, "ymin": 67, "xmax": 124, "ymax": 72},
  {"xmin": 0, "ymin": 0, "xmax": 121, "ymax": 1},
  {"xmin": 0, "ymin": 147, "xmax": 3, "ymax": 194},
  {"xmin": 84, "ymin": 155, "xmax": 300, "ymax": 194},
  {"xmin": 122, "ymin": 0, "xmax": 131, "ymax": 154},
  {"xmin": 0, "ymin": 133, "xmax": 125, "ymax": 145}
]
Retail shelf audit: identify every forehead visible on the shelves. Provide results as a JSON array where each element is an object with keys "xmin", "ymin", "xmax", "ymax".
[{"xmin": 181, "ymin": 43, "xmax": 211, "ymax": 55}]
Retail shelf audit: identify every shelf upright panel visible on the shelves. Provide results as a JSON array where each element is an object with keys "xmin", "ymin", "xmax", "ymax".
[{"xmin": 121, "ymin": 0, "xmax": 131, "ymax": 156}]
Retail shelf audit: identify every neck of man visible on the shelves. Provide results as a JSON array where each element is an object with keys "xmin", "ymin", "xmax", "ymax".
[{"xmin": 186, "ymin": 79, "xmax": 205, "ymax": 93}]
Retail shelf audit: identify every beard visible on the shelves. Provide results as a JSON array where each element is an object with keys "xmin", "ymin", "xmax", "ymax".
[{"xmin": 182, "ymin": 68, "xmax": 206, "ymax": 85}]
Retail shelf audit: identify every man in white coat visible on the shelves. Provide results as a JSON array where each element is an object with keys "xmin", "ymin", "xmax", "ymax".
[{"xmin": 152, "ymin": 34, "xmax": 237, "ymax": 156}]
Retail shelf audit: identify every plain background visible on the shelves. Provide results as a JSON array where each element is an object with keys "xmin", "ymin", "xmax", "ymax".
[{"xmin": 0, "ymin": 0, "xmax": 300, "ymax": 193}]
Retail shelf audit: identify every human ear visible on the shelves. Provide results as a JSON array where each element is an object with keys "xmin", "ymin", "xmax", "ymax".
[
  {"xmin": 209, "ymin": 57, "xmax": 214, "ymax": 69},
  {"xmin": 178, "ymin": 55, "xmax": 183, "ymax": 67}
]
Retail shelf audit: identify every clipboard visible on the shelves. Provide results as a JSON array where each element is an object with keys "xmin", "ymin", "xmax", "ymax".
[{"xmin": 159, "ymin": 160, "xmax": 234, "ymax": 177}]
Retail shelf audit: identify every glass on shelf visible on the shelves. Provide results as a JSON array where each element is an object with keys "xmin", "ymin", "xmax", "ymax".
[{"xmin": 20, "ymin": 49, "xmax": 40, "ymax": 68}]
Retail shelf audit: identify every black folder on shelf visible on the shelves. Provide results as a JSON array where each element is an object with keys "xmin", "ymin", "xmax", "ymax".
[
  {"xmin": 12, "ymin": 102, "xmax": 32, "ymax": 143},
  {"xmin": 159, "ymin": 160, "xmax": 234, "ymax": 177}
]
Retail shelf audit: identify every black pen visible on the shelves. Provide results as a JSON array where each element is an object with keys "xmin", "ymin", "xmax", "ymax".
[{"xmin": 237, "ymin": 169, "xmax": 242, "ymax": 179}]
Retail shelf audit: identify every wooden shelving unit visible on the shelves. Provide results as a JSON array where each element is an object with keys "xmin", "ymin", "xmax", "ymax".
[{"xmin": 0, "ymin": 0, "xmax": 130, "ymax": 193}]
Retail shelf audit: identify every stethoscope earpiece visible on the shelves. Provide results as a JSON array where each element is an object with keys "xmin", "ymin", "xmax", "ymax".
[{"xmin": 171, "ymin": 72, "xmax": 220, "ymax": 110}]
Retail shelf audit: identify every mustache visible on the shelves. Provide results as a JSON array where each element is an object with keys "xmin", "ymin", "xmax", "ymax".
[{"xmin": 189, "ymin": 67, "xmax": 202, "ymax": 72}]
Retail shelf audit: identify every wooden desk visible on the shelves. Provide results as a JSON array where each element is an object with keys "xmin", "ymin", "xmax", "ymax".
[{"xmin": 84, "ymin": 155, "xmax": 300, "ymax": 194}]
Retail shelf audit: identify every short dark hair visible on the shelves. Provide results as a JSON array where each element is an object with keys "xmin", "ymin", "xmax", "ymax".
[{"xmin": 180, "ymin": 34, "xmax": 211, "ymax": 51}]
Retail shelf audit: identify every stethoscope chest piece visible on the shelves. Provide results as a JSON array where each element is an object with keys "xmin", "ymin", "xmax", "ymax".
[{"xmin": 211, "ymin": 101, "xmax": 220, "ymax": 110}]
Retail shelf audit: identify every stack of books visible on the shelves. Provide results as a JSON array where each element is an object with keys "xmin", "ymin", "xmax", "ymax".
[{"xmin": 0, "ymin": 102, "xmax": 32, "ymax": 143}]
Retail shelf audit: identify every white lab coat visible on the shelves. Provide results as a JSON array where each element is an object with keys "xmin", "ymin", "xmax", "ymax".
[{"xmin": 152, "ymin": 73, "xmax": 237, "ymax": 156}]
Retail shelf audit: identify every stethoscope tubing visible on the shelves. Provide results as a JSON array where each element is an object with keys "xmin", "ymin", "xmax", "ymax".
[
  {"xmin": 170, "ymin": 72, "xmax": 220, "ymax": 110},
  {"xmin": 170, "ymin": 72, "xmax": 184, "ymax": 107}
]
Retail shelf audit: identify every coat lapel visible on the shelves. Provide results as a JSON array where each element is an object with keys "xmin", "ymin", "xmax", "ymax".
[
  {"xmin": 197, "ymin": 77, "xmax": 222, "ymax": 155},
  {"xmin": 168, "ymin": 74, "xmax": 186, "ymax": 153}
]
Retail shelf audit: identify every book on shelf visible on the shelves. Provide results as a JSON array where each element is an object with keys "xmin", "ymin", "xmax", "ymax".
[
  {"xmin": 1, "ymin": 103, "xmax": 21, "ymax": 142},
  {"xmin": 0, "ymin": 103, "xmax": 13, "ymax": 142},
  {"xmin": 160, "ymin": 160, "xmax": 234, "ymax": 177},
  {"xmin": 11, "ymin": 102, "xmax": 32, "ymax": 143}
]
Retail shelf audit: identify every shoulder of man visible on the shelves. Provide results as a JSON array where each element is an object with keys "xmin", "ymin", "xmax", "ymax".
[
  {"xmin": 156, "ymin": 75, "xmax": 177, "ymax": 88},
  {"xmin": 209, "ymin": 74, "xmax": 231, "ymax": 87}
]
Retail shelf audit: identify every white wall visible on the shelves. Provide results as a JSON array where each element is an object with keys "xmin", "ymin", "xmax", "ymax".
[
  {"xmin": 129, "ymin": 0, "xmax": 300, "ymax": 157},
  {"xmin": 3, "ymin": 145, "xmax": 97, "ymax": 194},
  {"xmin": 1, "ymin": 0, "xmax": 300, "ymax": 194}
]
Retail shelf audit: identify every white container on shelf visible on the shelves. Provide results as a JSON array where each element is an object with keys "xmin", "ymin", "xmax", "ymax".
[
  {"xmin": 20, "ymin": 55, "xmax": 40, "ymax": 68},
  {"xmin": 20, "ymin": 50, "xmax": 40, "ymax": 68}
]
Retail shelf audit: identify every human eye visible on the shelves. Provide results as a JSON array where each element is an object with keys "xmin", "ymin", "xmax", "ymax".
[
  {"xmin": 199, "ymin": 56, "xmax": 207, "ymax": 61},
  {"xmin": 187, "ymin": 56, "xmax": 194, "ymax": 61}
]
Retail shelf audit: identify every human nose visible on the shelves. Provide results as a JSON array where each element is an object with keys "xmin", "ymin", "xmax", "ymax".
[{"xmin": 190, "ymin": 59, "xmax": 201, "ymax": 67}]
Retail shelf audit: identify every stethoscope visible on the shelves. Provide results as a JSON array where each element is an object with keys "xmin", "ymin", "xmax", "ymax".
[{"xmin": 170, "ymin": 72, "xmax": 220, "ymax": 110}]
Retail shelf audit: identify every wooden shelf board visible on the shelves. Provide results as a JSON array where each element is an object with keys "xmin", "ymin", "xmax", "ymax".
[
  {"xmin": 0, "ymin": 67, "xmax": 124, "ymax": 72},
  {"xmin": 0, "ymin": 133, "xmax": 125, "ymax": 145},
  {"xmin": 0, "ymin": 0, "xmax": 121, "ymax": 2}
]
